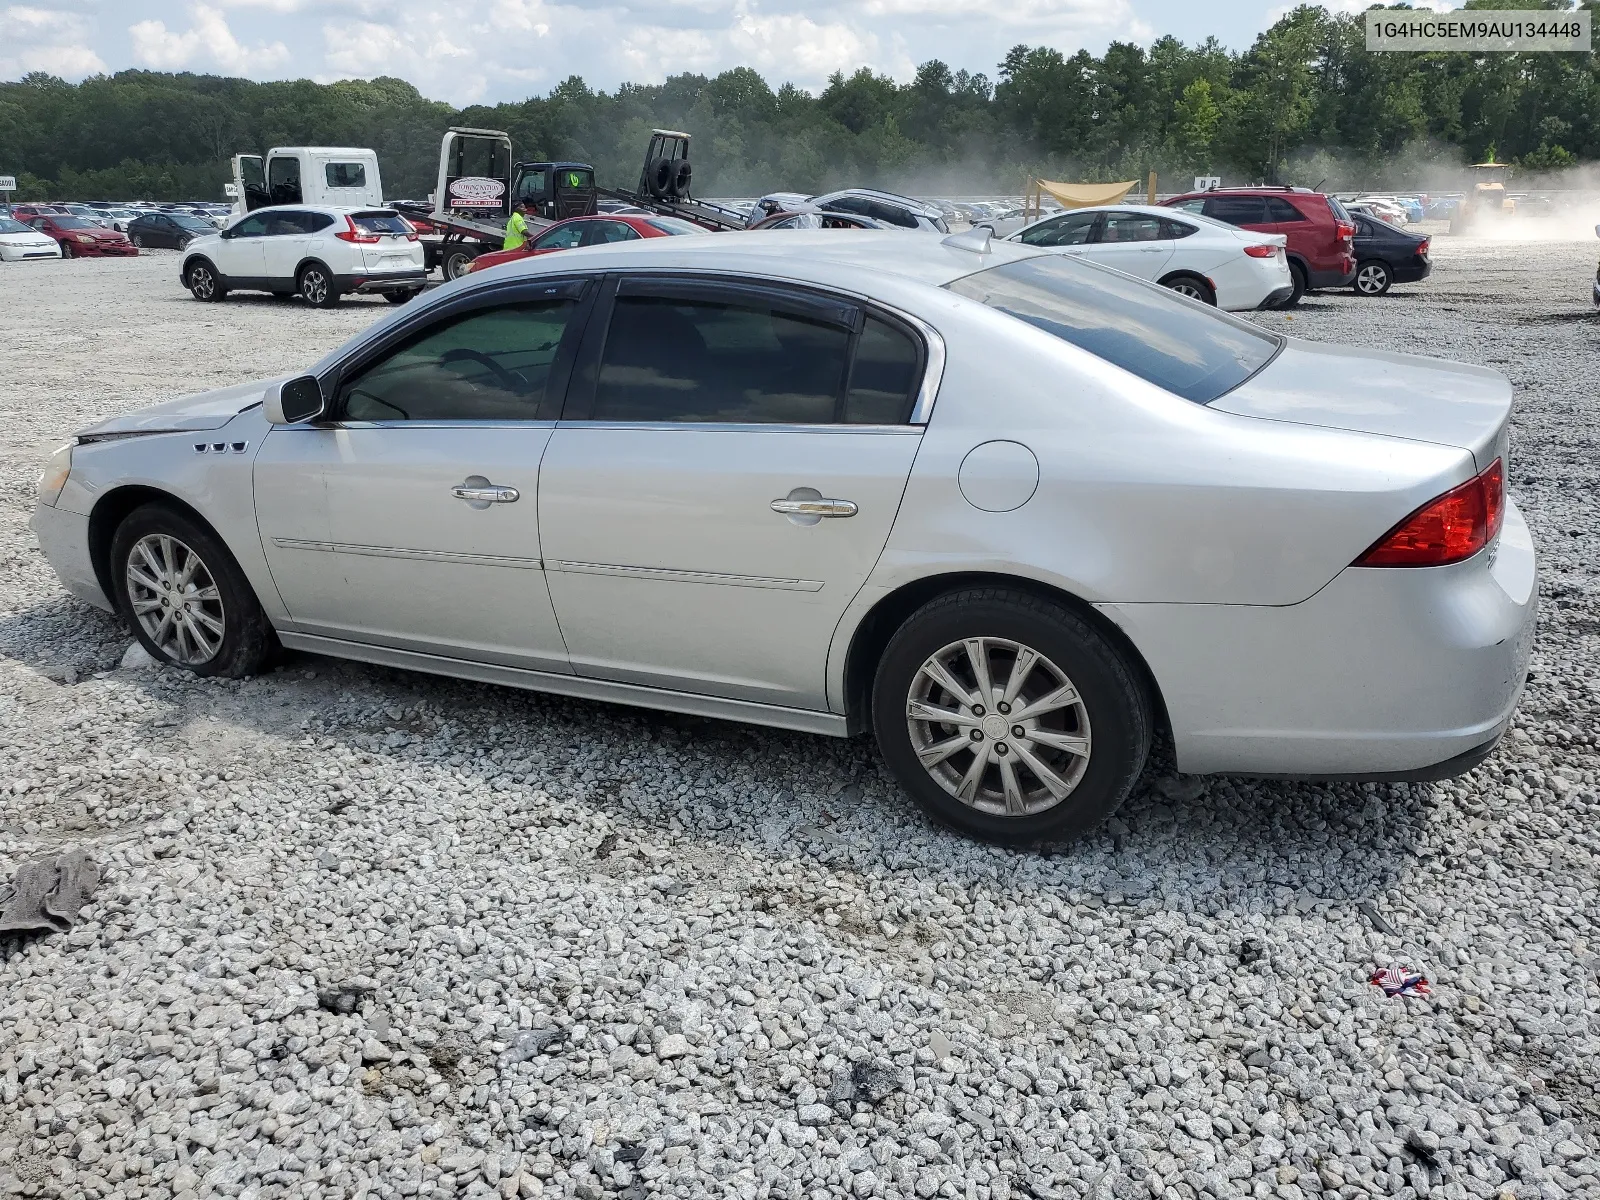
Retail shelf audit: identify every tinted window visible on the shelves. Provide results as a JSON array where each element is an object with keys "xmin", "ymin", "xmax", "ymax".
[
  {"xmin": 644, "ymin": 216, "xmax": 704, "ymax": 235},
  {"xmin": 1170, "ymin": 200, "xmax": 1206, "ymax": 214},
  {"xmin": 51, "ymin": 217, "xmax": 95, "ymax": 230},
  {"xmin": 230, "ymin": 214, "xmax": 271, "ymax": 237},
  {"xmin": 268, "ymin": 157, "xmax": 302, "ymax": 205},
  {"xmin": 515, "ymin": 169, "xmax": 546, "ymax": 206},
  {"xmin": 262, "ymin": 211, "xmax": 311, "ymax": 236},
  {"xmin": 341, "ymin": 301, "xmax": 578, "ymax": 422},
  {"xmin": 824, "ymin": 195, "xmax": 871, "ymax": 217},
  {"xmin": 586, "ymin": 221, "xmax": 639, "ymax": 245},
  {"xmin": 1161, "ymin": 218, "xmax": 1197, "ymax": 240},
  {"xmin": 0, "ymin": 218, "xmax": 27, "ymax": 234},
  {"xmin": 170, "ymin": 215, "xmax": 213, "ymax": 232},
  {"xmin": 1098, "ymin": 212, "xmax": 1166, "ymax": 243},
  {"xmin": 534, "ymin": 224, "xmax": 586, "ymax": 250},
  {"xmin": 351, "ymin": 211, "xmax": 409, "ymax": 235},
  {"xmin": 1202, "ymin": 196, "xmax": 1267, "ymax": 226},
  {"xmin": 869, "ymin": 201, "xmax": 919, "ymax": 229},
  {"xmin": 593, "ymin": 294, "xmax": 851, "ymax": 424},
  {"xmin": 1265, "ymin": 197, "xmax": 1308, "ymax": 222},
  {"xmin": 946, "ymin": 255, "xmax": 1280, "ymax": 404},
  {"xmin": 1326, "ymin": 196, "xmax": 1352, "ymax": 222},
  {"xmin": 845, "ymin": 316, "xmax": 921, "ymax": 424},
  {"xmin": 1017, "ymin": 212, "xmax": 1097, "ymax": 247},
  {"xmin": 325, "ymin": 162, "xmax": 367, "ymax": 188}
]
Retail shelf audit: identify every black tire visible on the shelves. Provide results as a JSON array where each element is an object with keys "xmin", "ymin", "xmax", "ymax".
[
  {"xmin": 671, "ymin": 159, "xmax": 693, "ymax": 198},
  {"xmin": 131, "ymin": 233, "xmax": 144, "ymax": 248},
  {"xmin": 298, "ymin": 262, "xmax": 339, "ymax": 307},
  {"xmin": 1276, "ymin": 261, "xmax": 1307, "ymax": 308},
  {"xmin": 442, "ymin": 247, "xmax": 478, "ymax": 280},
  {"xmin": 1162, "ymin": 273, "xmax": 1215, "ymax": 305},
  {"xmin": 110, "ymin": 503, "xmax": 275, "ymax": 679},
  {"xmin": 646, "ymin": 156, "xmax": 674, "ymax": 198},
  {"xmin": 384, "ymin": 288, "xmax": 423, "ymax": 304},
  {"xmin": 61, "ymin": 242, "xmax": 74, "ymax": 259},
  {"xmin": 1353, "ymin": 259, "xmax": 1392, "ymax": 296},
  {"xmin": 871, "ymin": 588, "xmax": 1151, "ymax": 845},
  {"xmin": 186, "ymin": 260, "xmax": 224, "ymax": 302}
]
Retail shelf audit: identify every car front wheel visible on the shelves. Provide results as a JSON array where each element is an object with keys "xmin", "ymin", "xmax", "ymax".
[
  {"xmin": 111, "ymin": 504, "xmax": 274, "ymax": 678},
  {"xmin": 187, "ymin": 261, "xmax": 224, "ymax": 301},
  {"xmin": 131, "ymin": 233, "xmax": 144, "ymax": 248},
  {"xmin": 1354, "ymin": 260, "xmax": 1392, "ymax": 296},
  {"xmin": 872, "ymin": 588, "xmax": 1151, "ymax": 844}
]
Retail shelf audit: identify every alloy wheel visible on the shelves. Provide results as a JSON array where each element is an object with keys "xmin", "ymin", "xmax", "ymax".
[
  {"xmin": 905, "ymin": 636, "xmax": 1092, "ymax": 817},
  {"xmin": 1169, "ymin": 281, "xmax": 1206, "ymax": 301},
  {"xmin": 190, "ymin": 266, "xmax": 214, "ymax": 299},
  {"xmin": 125, "ymin": 533, "xmax": 226, "ymax": 666},
  {"xmin": 1357, "ymin": 264, "xmax": 1389, "ymax": 294},
  {"xmin": 302, "ymin": 268, "xmax": 329, "ymax": 304},
  {"xmin": 131, "ymin": 234, "xmax": 143, "ymax": 247}
]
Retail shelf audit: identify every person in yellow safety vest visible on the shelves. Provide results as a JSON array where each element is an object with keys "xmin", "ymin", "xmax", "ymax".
[{"xmin": 503, "ymin": 199, "xmax": 534, "ymax": 252}]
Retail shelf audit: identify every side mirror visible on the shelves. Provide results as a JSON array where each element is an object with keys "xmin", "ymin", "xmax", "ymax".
[{"xmin": 266, "ymin": 375, "xmax": 326, "ymax": 425}]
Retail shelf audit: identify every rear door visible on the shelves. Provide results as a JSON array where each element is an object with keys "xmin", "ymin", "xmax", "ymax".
[
  {"xmin": 537, "ymin": 275, "xmax": 929, "ymax": 710},
  {"xmin": 259, "ymin": 210, "xmax": 318, "ymax": 282},
  {"xmin": 1080, "ymin": 210, "xmax": 1175, "ymax": 279}
]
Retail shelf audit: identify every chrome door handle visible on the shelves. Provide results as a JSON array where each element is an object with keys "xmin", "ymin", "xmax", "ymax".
[
  {"xmin": 771, "ymin": 498, "xmax": 858, "ymax": 518},
  {"xmin": 452, "ymin": 475, "xmax": 520, "ymax": 508}
]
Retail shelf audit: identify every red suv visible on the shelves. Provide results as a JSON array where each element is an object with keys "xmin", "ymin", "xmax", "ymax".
[{"xmin": 1162, "ymin": 187, "xmax": 1354, "ymax": 307}]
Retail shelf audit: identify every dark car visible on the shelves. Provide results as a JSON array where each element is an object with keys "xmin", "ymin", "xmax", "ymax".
[
  {"xmin": 24, "ymin": 214, "xmax": 138, "ymax": 257},
  {"xmin": 1350, "ymin": 214, "xmax": 1431, "ymax": 296},
  {"xmin": 128, "ymin": 212, "xmax": 215, "ymax": 250},
  {"xmin": 1163, "ymin": 186, "xmax": 1355, "ymax": 306}
]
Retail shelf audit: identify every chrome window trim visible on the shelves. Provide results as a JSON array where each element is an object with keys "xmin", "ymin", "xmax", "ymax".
[
  {"xmin": 292, "ymin": 419, "xmax": 559, "ymax": 431},
  {"xmin": 554, "ymin": 421, "xmax": 922, "ymax": 436}
]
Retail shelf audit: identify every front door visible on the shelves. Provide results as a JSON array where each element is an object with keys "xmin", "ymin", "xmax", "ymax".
[
  {"xmin": 213, "ymin": 211, "xmax": 271, "ymax": 281},
  {"xmin": 254, "ymin": 281, "xmax": 588, "ymax": 672},
  {"xmin": 538, "ymin": 276, "xmax": 929, "ymax": 710},
  {"xmin": 1082, "ymin": 210, "xmax": 1175, "ymax": 279}
]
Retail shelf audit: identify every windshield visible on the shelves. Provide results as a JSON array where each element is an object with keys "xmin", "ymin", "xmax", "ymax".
[
  {"xmin": 644, "ymin": 216, "xmax": 705, "ymax": 235},
  {"xmin": 0, "ymin": 218, "xmax": 29, "ymax": 234},
  {"xmin": 52, "ymin": 217, "xmax": 96, "ymax": 230},
  {"xmin": 946, "ymin": 254, "xmax": 1281, "ymax": 404},
  {"xmin": 171, "ymin": 215, "xmax": 213, "ymax": 231}
]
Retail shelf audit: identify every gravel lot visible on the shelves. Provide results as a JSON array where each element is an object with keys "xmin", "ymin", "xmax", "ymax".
[{"xmin": 2, "ymin": 238, "xmax": 1599, "ymax": 1200}]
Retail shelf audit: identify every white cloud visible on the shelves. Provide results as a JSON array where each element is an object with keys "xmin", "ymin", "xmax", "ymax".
[
  {"xmin": 0, "ymin": 5, "xmax": 107, "ymax": 77},
  {"xmin": 129, "ymin": 4, "xmax": 291, "ymax": 73}
]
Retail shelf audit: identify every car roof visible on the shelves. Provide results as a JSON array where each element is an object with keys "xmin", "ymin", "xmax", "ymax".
[
  {"xmin": 231, "ymin": 204, "xmax": 395, "ymax": 216},
  {"xmin": 811, "ymin": 188, "xmax": 941, "ymax": 214},
  {"xmin": 458, "ymin": 229, "xmax": 1042, "ymax": 293}
]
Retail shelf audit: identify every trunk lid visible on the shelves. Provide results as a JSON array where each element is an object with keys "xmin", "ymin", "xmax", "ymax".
[
  {"xmin": 1212, "ymin": 339, "xmax": 1510, "ymax": 470},
  {"xmin": 77, "ymin": 378, "xmax": 279, "ymax": 439}
]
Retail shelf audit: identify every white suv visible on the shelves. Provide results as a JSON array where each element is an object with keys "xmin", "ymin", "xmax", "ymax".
[{"xmin": 180, "ymin": 205, "xmax": 427, "ymax": 307}]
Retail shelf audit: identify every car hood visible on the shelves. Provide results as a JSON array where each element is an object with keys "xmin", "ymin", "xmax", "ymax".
[
  {"xmin": 1212, "ymin": 339, "xmax": 1510, "ymax": 471},
  {"xmin": 0, "ymin": 231, "xmax": 55, "ymax": 246},
  {"xmin": 77, "ymin": 378, "xmax": 280, "ymax": 439}
]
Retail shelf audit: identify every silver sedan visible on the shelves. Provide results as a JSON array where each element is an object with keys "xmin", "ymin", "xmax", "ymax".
[{"xmin": 31, "ymin": 230, "xmax": 1536, "ymax": 843}]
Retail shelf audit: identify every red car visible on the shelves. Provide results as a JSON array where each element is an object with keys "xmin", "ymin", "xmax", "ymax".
[
  {"xmin": 1162, "ymin": 186, "xmax": 1354, "ymax": 307},
  {"xmin": 26, "ymin": 214, "xmax": 138, "ymax": 258},
  {"xmin": 466, "ymin": 213, "xmax": 706, "ymax": 273}
]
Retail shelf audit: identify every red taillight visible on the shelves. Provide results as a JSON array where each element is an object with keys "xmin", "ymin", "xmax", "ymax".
[
  {"xmin": 399, "ymin": 217, "xmax": 420, "ymax": 241},
  {"xmin": 334, "ymin": 215, "xmax": 380, "ymax": 244},
  {"xmin": 1242, "ymin": 244, "xmax": 1277, "ymax": 258},
  {"xmin": 1416, "ymin": 238, "xmax": 1430, "ymax": 257},
  {"xmin": 1335, "ymin": 220, "xmax": 1355, "ymax": 240},
  {"xmin": 1355, "ymin": 458, "xmax": 1504, "ymax": 567}
]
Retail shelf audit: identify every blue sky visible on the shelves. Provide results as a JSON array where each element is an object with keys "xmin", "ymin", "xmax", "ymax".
[{"xmin": 2, "ymin": 1, "xmax": 1461, "ymax": 106}]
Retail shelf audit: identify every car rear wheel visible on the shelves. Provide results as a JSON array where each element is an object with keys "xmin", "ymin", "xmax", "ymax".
[
  {"xmin": 1354, "ymin": 260, "xmax": 1392, "ymax": 296},
  {"xmin": 298, "ymin": 263, "xmax": 339, "ymax": 307},
  {"xmin": 1162, "ymin": 273, "xmax": 1215, "ymax": 305},
  {"xmin": 1275, "ymin": 261, "xmax": 1306, "ymax": 308},
  {"xmin": 110, "ymin": 504, "xmax": 275, "ymax": 678},
  {"xmin": 872, "ymin": 588, "xmax": 1151, "ymax": 844},
  {"xmin": 442, "ymin": 248, "xmax": 478, "ymax": 280},
  {"xmin": 187, "ymin": 261, "xmax": 224, "ymax": 302}
]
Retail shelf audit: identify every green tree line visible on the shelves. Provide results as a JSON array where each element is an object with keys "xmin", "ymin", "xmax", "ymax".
[{"xmin": 2, "ymin": 2, "xmax": 1596, "ymax": 202}]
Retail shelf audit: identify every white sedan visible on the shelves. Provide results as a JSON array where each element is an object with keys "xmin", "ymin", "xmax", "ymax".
[
  {"xmin": 31, "ymin": 231, "xmax": 1535, "ymax": 843},
  {"xmin": 1006, "ymin": 204, "xmax": 1293, "ymax": 310},
  {"xmin": 0, "ymin": 216, "xmax": 63, "ymax": 262}
]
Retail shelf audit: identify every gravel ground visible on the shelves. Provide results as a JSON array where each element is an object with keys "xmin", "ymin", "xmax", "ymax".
[{"xmin": 2, "ymin": 240, "xmax": 1599, "ymax": 1200}]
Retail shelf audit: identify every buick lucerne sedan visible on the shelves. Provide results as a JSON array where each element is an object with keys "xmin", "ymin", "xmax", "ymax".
[{"xmin": 31, "ymin": 230, "xmax": 1536, "ymax": 842}]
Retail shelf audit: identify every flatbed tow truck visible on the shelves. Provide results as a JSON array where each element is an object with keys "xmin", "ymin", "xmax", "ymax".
[{"xmin": 395, "ymin": 128, "xmax": 748, "ymax": 279}]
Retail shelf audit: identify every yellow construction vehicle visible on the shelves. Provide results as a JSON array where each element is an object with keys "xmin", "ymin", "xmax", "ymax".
[{"xmin": 1451, "ymin": 159, "xmax": 1515, "ymax": 233}]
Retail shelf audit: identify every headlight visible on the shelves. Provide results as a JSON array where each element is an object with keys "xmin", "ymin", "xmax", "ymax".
[
  {"xmin": 38, "ymin": 442, "xmax": 72, "ymax": 506},
  {"xmin": 75, "ymin": 234, "xmax": 94, "ymax": 243}
]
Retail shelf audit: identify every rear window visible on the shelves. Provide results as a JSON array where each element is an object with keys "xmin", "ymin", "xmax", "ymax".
[
  {"xmin": 946, "ymin": 254, "xmax": 1281, "ymax": 404},
  {"xmin": 555, "ymin": 168, "xmax": 594, "ymax": 190},
  {"xmin": 1203, "ymin": 195, "xmax": 1268, "ymax": 226},
  {"xmin": 352, "ymin": 211, "xmax": 410, "ymax": 235},
  {"xmin": 325, "ymin": 162, "xmax": 368, "ymax": 188},
  {"xmin": 1326, "ymin": 195, "xmax": 1352, "ymax": 222},
  {"xmin": 643, "ymin": 216, "xmax": 705, "ymax": 236}
]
